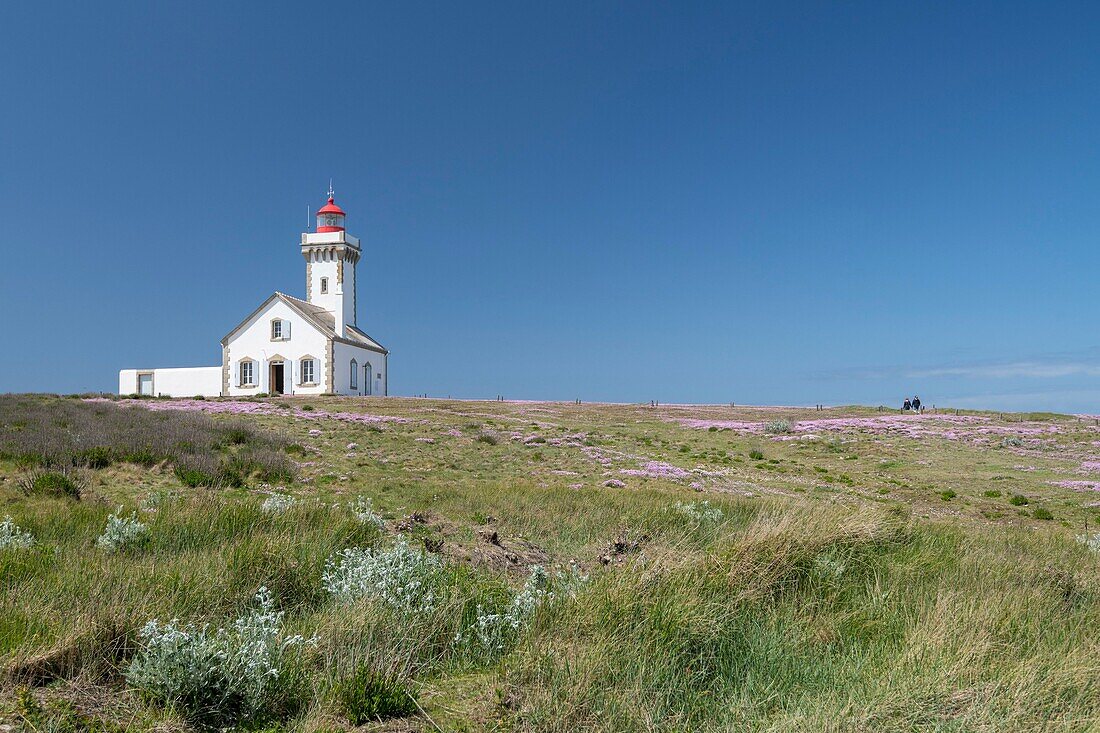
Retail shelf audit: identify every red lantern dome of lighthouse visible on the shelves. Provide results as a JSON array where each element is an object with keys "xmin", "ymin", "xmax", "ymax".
[{"xmin": 316, "ymin": 184, "xmax": 346, "ymax": 233}]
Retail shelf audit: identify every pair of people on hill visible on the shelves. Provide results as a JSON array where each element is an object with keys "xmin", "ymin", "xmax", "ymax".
[{"xmin": 903, "ymin": 395, "xmax": 922, "ymax": 412}]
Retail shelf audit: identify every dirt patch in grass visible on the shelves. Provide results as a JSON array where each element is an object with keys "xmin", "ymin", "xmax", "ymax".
[
  {"xmin": 598, "ymin": 529, "xmax": 649, "ymax": 565},
  {"xmin": 393, "ymin": 510, "xmax": 550, "ymax": 572}
]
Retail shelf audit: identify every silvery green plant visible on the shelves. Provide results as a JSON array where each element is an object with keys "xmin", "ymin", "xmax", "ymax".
[
  {"xmin": 140, "ymin": 491, "xmax": 173, "ymax": 513},
  {"xmin": 813, "ymin": 551, "xmax": 847, "ymax": 579},
  {"xmin": 96, "ymin": 508, "xmax": 148, "ymax": 552},
  {"xmin": 126, "ymin": 587, "xmax": 312, "ymax": 728},
  {"xmin": 674, "ymin": 500, "xmax": 723, "ymax": 523},
  {"xmin": 1076, "ymin": 533, "xmax": 1100, "ymax": 552},
  {"xmin": 763, "ymin": 419, "xmax": 795, "ymax": 435},
  {"xmin": 462, "ymin": 563, "xmax": 588, "ymax": 654},
  {"xmin": 322, "ymin": 539, "xmax": 443, "ymax": 614},
  {"xmin": 349, "ymin": 495, "xmax": 385, "ymax": 528},
  {"xmin": 0, "ymin": 516, "xmax": 34, "ymax": 549},
  {"xmin": 262, "ymin": 492, "xmax": 297, "ymax": 514}
]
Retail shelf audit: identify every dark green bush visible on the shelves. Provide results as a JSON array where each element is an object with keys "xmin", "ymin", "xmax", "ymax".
[
  {"xmin": 174, "ymin": 454, "xmax": 236, "ymax": 488},
  {"xmin": 218, "ymin": 424, "xmax": 253, "ymax": 446},
  {"xmin": 19, "ymin": 469, "xmax": 84, "ymax": 500},
  {"xmin": 1032, "ymin": 507, "xmax": 1053, "ymax": 520},
  {"xmin": 76, "ymin": 447, "xmax": 113, "ymax": 469},
  {"xmin": 338, "ymin": 667, "xmax": 418, "ymax": 725},
  {"xmin": 1009, "ymin": 494, "xmax": 1029, "ymax": 506},
  {"xmin": 749, "ymin": 450, "xmax": 764, "ymax": 461},
  {"xmin": 939, "ymin": 489, "xmax": 957, "ymax": 501}
]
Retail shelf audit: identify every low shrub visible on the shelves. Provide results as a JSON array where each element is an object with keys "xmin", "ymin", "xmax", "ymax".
[
  {"xmin": 18, "ymin": 469, "xmax": 84, "ymax": 500},
  {"xmin": 0, "ymin": 395, "xmax": 290, "ymax": 472},
  {"xmin": 262, "ymin": 493, "xmax": 297, "ymax": 514},
  {"xmin": 1032, "ymin": 507, "xmax": 1053, "ymax": 520},
  {"xmin": 174, "ymin": 453, "xmax": 225, "ymax": 488},
  {"xmin": 749, "ymin": 450, "xmax": 765, "ymax": 461},
  {"xmin": 126, "ymin": 587, "xmax": 312, "ymax": 729},
  {"xmin": 939, "ymin": 490, "xmax": 957, "ymax": 501},
  {"xmin": 763, "ymin": 419, "xmax": 795, "ymax": 435},
  {"xmin": 323, "ymin": 540, "xmax": 444, "ymax": 614},
  {"xmin": 1009, "ymin": 494, "xmax": 1030, "ymax": 506},
  {"xmin": 337, "ymin": 666, "xmax": 419, "ymax": 725},
  {"xmin": 983, "ymin": 490, "xmax": 1002, "ymax": 498},
  {"xmin": 350, "ymin": 496, "xmax": 385, "ymax": 528},
  {"xmin": 475, "ymin": 431, "xmax": 500, "ymax": 446},
  {"xmin": 217, "ymin": 423, "xmax": 254, "ymax": 446},
  {"xmin": 96, "ymin": 509, "xmax": 149, "ymax": 553},
  {"xmin": 0, "ymin": 516, "xmax": 35, "ymax": 549},
  {"xmin": 674, "ymin": 500, "xmax": 723, "ymax": 523},
  {"xmin": 459, "ymin": 564, "xmax": 588, "ymax": 655},
  {"xmin": 1077, "ymin": 532, "xmax": 1100, "ymax": 552},
  {"xmin": 243, "ymin": 447, "xmax": 298, "ymax": 484},
  {"xmin": 76, "ymin": 446, "xmax": 113, "ymax": 469}
]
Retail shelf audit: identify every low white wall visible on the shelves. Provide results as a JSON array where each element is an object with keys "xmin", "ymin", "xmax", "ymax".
[{"xmin": 118, "ymin": 366, "xmax": 222, "ymax": 397}]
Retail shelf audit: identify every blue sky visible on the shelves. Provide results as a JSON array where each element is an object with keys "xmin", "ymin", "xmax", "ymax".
[{"xmin": 3, "ymin": 2, "xmax": 1100, "ymax": 411}]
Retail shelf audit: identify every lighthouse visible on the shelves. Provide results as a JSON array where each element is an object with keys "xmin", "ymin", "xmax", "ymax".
[
  {"xmin": 119, "ymin": 184, "xmax": 388, "ymax": 397},
  {"xmin": 302, "ymin": 186, "xmax": 360, "ymax": 337}
]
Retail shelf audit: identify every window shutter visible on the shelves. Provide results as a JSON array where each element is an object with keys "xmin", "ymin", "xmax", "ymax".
[{"xmin": 285, "ymin": 321, "xmax": 291, "ymax": 339}]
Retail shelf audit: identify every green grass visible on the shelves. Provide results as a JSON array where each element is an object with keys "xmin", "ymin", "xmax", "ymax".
[{"xmin": 3, "ymin": 395, "xmax": 1100, "ymax": 731}]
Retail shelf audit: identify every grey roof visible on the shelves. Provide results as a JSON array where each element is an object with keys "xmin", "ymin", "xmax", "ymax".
[{"xmin": 222, "ymin": 291, "xmax": 387, "ymax": 355}]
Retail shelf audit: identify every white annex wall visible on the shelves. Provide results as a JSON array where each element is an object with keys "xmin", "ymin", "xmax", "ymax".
[
  {"xmin": 225, "ymin": 299, "xmax": 330, "ymax": 396},
  {"xmin": 118, "ymin": 367, "xmax": 222, "ymax": 397},
  {"xmin": 333, "ymin": 341, "xmax": 387, "ymax": 396}
]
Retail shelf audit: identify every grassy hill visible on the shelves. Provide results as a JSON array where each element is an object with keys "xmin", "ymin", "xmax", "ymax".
[{"xmin": 2, "ymin": 394, "xmax": 1100, "ymax": 731}]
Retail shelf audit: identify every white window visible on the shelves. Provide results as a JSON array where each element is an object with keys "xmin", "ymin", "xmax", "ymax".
[
  {"xmin": 301, "ymin": 358, "xmax": 315, "ymax": 385},
  {"xmin": 239, "ymin": 360, "xmax": 255, "ymax": 387},
  {"xmin": 271, "ymin": 319, "xmax": 290, "ymax": 341},
  {"xmin": 350, "ymin": 359, "xmax": 358, "ymax": 389},
  {"xmin": 320, "ymin": 277, "xmax": 329, "ymax": 294}
]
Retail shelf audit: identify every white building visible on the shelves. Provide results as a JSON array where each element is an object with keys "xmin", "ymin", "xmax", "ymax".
[{"xmin": 120, "ymin": 190, "xmax": 388, "ymax": 397}]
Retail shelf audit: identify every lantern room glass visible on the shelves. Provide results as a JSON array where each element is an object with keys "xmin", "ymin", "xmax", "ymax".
[{"xmin": 318, "ymin": 213, "xmax": 344, "ymax": 230}]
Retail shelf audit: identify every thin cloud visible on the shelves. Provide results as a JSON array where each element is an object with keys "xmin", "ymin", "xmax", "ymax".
[
  {"xmin": 907, "ymin": 362, "xmax": 1100, "ymax": 379},
  {"xmin": 819, "ymin": 355, "xmax": 1100, "ymax": 382}
]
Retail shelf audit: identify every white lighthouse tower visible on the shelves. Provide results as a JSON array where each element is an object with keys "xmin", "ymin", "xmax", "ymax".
[{"xmin": 302, "ymin": 185, "xmax": 360, "ymax": 336}]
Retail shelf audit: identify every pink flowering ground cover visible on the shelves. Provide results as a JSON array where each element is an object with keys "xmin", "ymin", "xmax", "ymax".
[
  {"xmin": 1049, "ymin": 480, "xmax": 1100, "ymax": 492},
  {"xmin": 673, "ymin": 413, "xmax": 1062, "ymax": 442},
  {"xmin": 620, "ymin": 460, "xmax": 694, "ymax": 480},
  {"xmin": 103, "ymin": 398, "xmax": 408, "ymax": 427}
]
